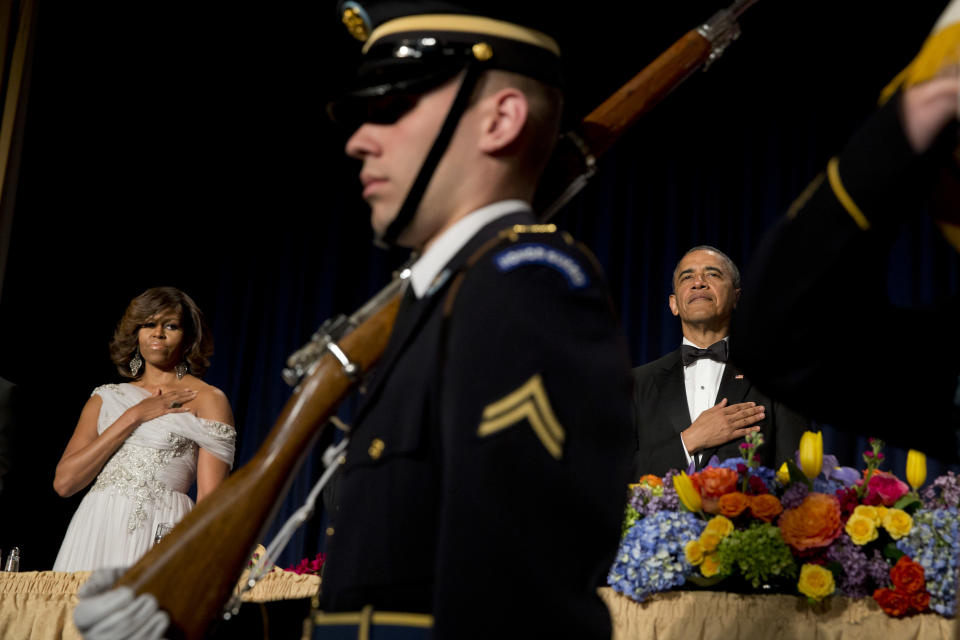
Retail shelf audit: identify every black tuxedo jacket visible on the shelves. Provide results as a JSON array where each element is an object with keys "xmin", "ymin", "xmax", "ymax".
[{"xmin": 632, "ymin": 347, "xmax": 807, "ymax": 477}]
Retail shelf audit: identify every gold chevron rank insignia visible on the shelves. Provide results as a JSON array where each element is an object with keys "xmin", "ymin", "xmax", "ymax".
[{"xmin": 477, "ymin": 374, "xmax": 565, "ymax": 460}]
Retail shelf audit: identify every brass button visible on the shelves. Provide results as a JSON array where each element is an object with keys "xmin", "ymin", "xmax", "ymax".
[
  {"xmin": 368, "ymin": 438, "xmax": 385, "ymax": 459},
  {"xmin": 472, "ymin": 42, "xmax": 493, "ymax": 61},
  {"xmin": 326, "ymin": 526, "xmax": 335, "ymax": 537}
]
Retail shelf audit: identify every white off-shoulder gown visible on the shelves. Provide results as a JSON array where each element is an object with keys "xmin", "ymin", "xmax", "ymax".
[{"xmin": 53, "ymin": 383, "xmax": 236, "ymax": 572}]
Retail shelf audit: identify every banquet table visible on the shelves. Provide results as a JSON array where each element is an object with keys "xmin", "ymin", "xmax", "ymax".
[
  {"xmin": 598, "ymin": 587, "xmax": 956, "ymax": 640},
  {"xmin": 1, "ymin": 573, "xmax": 954, "ymax": 639},
  {"xmin": 0, "ymin": 569, "xmax": 320, "ymax": 639}
]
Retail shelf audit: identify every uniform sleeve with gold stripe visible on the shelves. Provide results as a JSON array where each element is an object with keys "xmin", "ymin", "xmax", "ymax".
[{"xmin": 732, "ymin": 93, "xmax": 960, "ymax": 459}]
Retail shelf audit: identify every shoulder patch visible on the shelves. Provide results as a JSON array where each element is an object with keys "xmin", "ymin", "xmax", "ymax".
[{"xmin": 493, "ymin": 242, "xmax": 590, "ymax": 289}]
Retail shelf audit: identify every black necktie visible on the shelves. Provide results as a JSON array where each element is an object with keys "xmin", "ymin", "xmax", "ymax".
[{"xmin": 680, "ymin": 340, "xmax": 729, "ymax": 366}]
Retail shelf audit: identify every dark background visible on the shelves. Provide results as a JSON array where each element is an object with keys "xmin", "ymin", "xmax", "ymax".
[{"xmin": 0, "ymin": 1, "xmax": 957, "ymax": 570}]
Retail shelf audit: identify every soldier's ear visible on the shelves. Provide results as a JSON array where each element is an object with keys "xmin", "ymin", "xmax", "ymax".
[{"xmin": 477, "ymin": 88, "xmax": 528, "ymax": 154}]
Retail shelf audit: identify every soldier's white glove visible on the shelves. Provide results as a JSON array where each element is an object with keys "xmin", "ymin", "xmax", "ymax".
[{"xmin": 74, "ymin": 568, "xmax": 169, "ymax": 640}]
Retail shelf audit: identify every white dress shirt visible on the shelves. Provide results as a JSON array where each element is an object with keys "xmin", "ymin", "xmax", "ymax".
[
  {"xmin": 679, "ymin": 336, "xmax": 728, "ymax": 466},
  {"xmin": 409, "ymin": 200, "xmax": 531, "ymax": 299}
]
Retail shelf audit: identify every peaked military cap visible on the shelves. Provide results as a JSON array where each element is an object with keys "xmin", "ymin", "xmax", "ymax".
[{"xmin": 330, "ymin": 1, "xmax": 563, "ymax": 127}]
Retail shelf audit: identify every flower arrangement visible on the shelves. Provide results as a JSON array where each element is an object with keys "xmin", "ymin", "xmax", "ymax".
[
  {"xmin": 285, "ymin": 551, "xmax": 326, "ymax": 576},
  {"xmin": 608, "ymin": 432, "xmax": 960, "ymax": 618}
]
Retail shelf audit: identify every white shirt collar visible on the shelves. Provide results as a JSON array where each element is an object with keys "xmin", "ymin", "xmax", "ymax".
[
  {"xmin": 409, "ymin": 200, "xmax": 531, "ymax": 298},
  {"xmin": 681, "ymin": 335, "xmax": 730, "ymax": 349}
]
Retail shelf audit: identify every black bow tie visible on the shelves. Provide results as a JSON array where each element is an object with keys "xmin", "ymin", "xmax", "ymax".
[{"xmin": 680, "ymin": 341, "xmax": 729, "ymax": 366}]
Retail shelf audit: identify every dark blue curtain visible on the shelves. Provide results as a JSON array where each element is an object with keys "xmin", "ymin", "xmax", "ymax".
[{"xmin": 0, "ymin": 1, "xmax": 956, "ymax": 572}]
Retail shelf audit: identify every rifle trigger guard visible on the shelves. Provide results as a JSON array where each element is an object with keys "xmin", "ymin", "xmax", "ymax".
[{"xmin": 326, "ymin": 340, "xmax": 360, "ymax": 380}]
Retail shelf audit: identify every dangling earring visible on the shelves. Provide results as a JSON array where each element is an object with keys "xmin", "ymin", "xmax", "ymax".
[
  {"xmin": 175, "ymin": 361, "xmax": 189, "ymax": 380},
  {"xmin": 129, "ymin": 349, "xmax": 143, "ymax": 376}
]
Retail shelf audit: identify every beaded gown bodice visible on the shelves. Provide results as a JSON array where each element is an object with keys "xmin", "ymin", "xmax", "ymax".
[
  {"xmin": 53, "ymin": 382, "xmax": 237, "ymax": 572},
  {"xmin": 86, "ymin": 383, "xmax": 236, "ymax": 531}
]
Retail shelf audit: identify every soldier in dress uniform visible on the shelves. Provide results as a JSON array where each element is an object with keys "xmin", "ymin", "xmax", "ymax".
[
  {"xmin": 310, "ymin": 1, "xmax": 635, "ymax": 638},
  {"xmin": 70, "ymin": 3, "xmax": 634, "ymax": 638},
  {"xmin": 732, "ymin": 0, "xmax": 960, "ymax": 459}
]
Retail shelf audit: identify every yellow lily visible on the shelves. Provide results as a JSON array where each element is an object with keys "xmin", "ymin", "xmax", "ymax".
[
  {"xmin": 906, "ymin": 449, "xmax": 927, "ymax": 490},
  {"xmin": 673, "ymin": 471, "xmax": 702, "ymax": 513},
  {"xmin": 799, "ymin": 430, "xmax": 823, "ymax": 480}
]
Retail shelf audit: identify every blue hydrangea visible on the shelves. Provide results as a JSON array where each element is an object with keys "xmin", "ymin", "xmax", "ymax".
[
  {"xmin": 896, "ymin": 508, "xmax": 960, "ymax": 616},
  {"xmin": 812, "ymin": 477, "xmax": 844, "ymax": 495},
  {"xmin": 607, "ymin": 510, "xmax": 705, "ymax": 602}
]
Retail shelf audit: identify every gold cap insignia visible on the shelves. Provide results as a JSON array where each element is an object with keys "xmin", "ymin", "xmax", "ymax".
[
  {"xmin": 341, "ymin": 2, "xmax": 371, "ymax": 42},
  {"xmin": 472, "ymin": 42, "xmax": 493, "ymax": 61}
]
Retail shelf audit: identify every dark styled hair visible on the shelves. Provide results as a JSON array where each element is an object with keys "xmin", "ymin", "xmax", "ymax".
[
  {"xmin": 672, "ymin": 245, "xmax": 742, "ymax": 292},
  {"xmin": 109, "ymin": 287, "xmax": 213, "ymax": 379}
]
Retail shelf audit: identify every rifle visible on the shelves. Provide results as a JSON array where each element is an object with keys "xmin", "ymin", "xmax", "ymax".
[{"xmin": 114, "ymin": 2, "xmax": 759, "ymax": 637}]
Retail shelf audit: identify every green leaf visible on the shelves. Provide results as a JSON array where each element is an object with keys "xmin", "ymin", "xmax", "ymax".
[
  {"xmin": 893, "ymin": 495, "xmax": 922, "ymax": 513},
  {"xmin": 786, "ymin": 459, "xmax": 813, "ymax": 489},
  {"xmin": 883, "ymin": 542, "xmax": 904, "ymax": 562}
]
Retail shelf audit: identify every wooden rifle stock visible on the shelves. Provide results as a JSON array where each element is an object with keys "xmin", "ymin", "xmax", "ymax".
[
  {"xmin": 113, "ymin": 2, "xmax": 759, "ymax": 637},
  {"xmin": 535, "ymin": 0, "xmax": 758, "ymax": 219}
]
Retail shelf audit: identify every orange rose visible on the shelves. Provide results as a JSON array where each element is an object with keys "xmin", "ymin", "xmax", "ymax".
[
  {"xmin": 639, "ymin": 474, "xmax": 663, "ymax": 487},
  {"xmin": 718, "ymin": 492, "xmax": 750, "ymax": 518},
  {"xmin": 749, "ymin": 494, "xmax": 784, "ymax": 523},
  {"xmin": 778, "ymin": 493, "xmax": 843, "ymax": 551},
  {"xmin": 694, "ymin": 467, "xmax": 739, "ymax": 498},
  {"xmin": 911, "ymin": 590, "xmax": 931, "ymax": 613},
  {"xmin": 873, "ymin": 588, "xmax": 910, "ymax": 617},
  {"xmin": 890, "ymin": 556, "xmax": 926, "ymax": 594}
]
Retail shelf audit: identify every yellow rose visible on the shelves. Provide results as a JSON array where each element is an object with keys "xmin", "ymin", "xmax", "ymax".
[
  {"xmin": 875, "ymin": 506, "xmax": 889, "ymax": 522},
  {"xmin": 701, "ymin": 553, "xmax": 721, "ymax": 578},
  {"xmin": 777, "ymin": 462, "xmax": 791, "ymax": 485},
  {"xmin": 852, "ymin": 504, "xmax": 882, "ymax": 524},
  {"xmin": 705, "ymin": 515, "xmax": 734, "ymax": 538},
  {"xmin": 699, "ymin": 531, "xmax": 721, "ymax": 553},
  {"xmin": 684, "ymin": 540, "xmax": 705, "ymax": 566},
  {"xmin": 845, "ymin": 513, "xmax": 879, "ymax": 545},
  {"xmin": 797, "ymin": 564, "xmax": 835, "ymax": 601},
  {"xmin": 882, "ymin": 509, "xmax": 913, "ymax": 540}
]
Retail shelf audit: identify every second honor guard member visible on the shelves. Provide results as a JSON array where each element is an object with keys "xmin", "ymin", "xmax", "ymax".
[
  {"xmin": 733, "ymin": 0, "xmax": 960, "ymax": 458},
  {"xmin": 316, "ymin": 2, "xmax": 634, "ymax": 638}
]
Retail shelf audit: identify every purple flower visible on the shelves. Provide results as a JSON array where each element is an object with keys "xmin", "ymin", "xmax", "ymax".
[
  {"xmin": 825, "ymin": 536, "xmax": 888, "ymax": 598},
  {"xmin": 922, "ymin": 472, "xmax": 960, "ymax": 509},
  {"xmin": 781, "ymin": 482, "xmax": 810, "ymax": 510}
]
